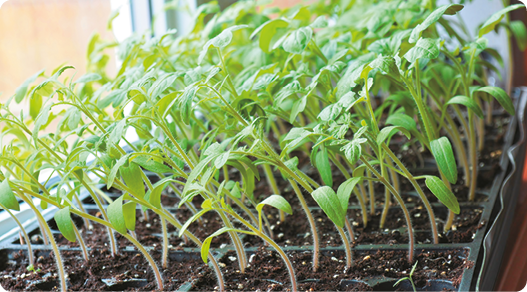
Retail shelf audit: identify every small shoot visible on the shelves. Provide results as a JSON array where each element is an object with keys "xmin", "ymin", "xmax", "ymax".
[{"xmin": 394, "ymin": 260, "xmax": 419, "ymax": 292}]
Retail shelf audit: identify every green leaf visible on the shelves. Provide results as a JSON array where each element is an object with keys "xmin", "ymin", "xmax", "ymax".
[
  {"xmin": 311, "ymin": 186, "xmax": 345, "ymax": 228},
  {"xmin": 179, "ymin": 209, "xmax": 209, "ymax": 237},
  {"xmin": 404, "ymin": 38, "xmax": 440, "ymax": 63},
  {"xmin": 201, "ymin": 227, "xmax": 254, "ymax": 263},
  {"xmin": 424, "ymin": 176, "xmax": 460, "ymax": 214},
  {"xmin": 386, "ymin": 113, "xmax": 417, "ymax": 133},
  {"xmin": 479, "ymin": 4, "xmax": 525, "ymax": 38},
  {"xmin": 377, "ymin": 126, "xmax": 411, "ymax": 146},
  {"xmin": 409, "ymin": 4, "xmax": 464, "ymax": 43},
  {"xmin": 476, "ymin": 86, "xmax": 515, "ymax": 115},
  {"xmin": 0, "ymin": 179, "xmax": 19, "ymax": 211},
  {"xmin": 148, "ymin": 178, "xmax": 172, "ymax": 209},
  {"xmin": 337, "ymin": 177, "xmax": 362, "ymax": 211},
  {"xmin": 256, "ymin": 195, "xmax": 292, "ymax": 215},
  {"xmin": 446, "ymin": 95, "xmax": 484, "ymax": 119},
  {"xmin": 510, "ymin": 20, "xmax": 527, "ymax": 51},
  {"xmin": 15, "ymin": 70, "xmax": 43, "ymax": 103},
  {"xmin": 122, "ymin": 202, "xmax": 137, "ymax": 231},
  {"xmin": 369, "ymin": 55, "xmax": 400, "ymax": 77},
  {"xmin": 108, "ymin": 119, "xmax": 126, "ymax": 146},
  {"xmin": 430, "ymin": 137, "xmax": 458, "ymax": 184},
  {"xmin": 133, "ymin": 156, "xmax": 174, "ymax": 174},
  {"xmin": 198, "ymin": 25, "xmax": 248, "ymax": 64},
  {"xmin": 107, "ymin": 154, "xmax": 131, "ymax": 189},
  {"xmin": 54, "ymin": 207, "xmax": 76, "ymax": 242},
  {"xmin": 316, "ymin": 147, "xmax": 333, "ymax": 187},
  {"xmin": 120, "ymin": 162, "xmax": 145, "ymax": 198},
  {"xmin": 75, "ymin": 73, "xmax": 102, "ymax": 84},
  {"xmin": 214, "ymin": 151, "xmax": 230, "ymax": 169},
  {"xmin": 282, "ymin": 27, "xmax": 313, "ymax": 55},
  {"xmin": 107, "ymin": 196, "xmax": 127, "ymax": 234},
  {"xmin": 290, "ymin": 96, "xmax": 307, "ymax": 124},
  {"xmin": 252, "ymin": 19, "xmax": 289, "ymax": 53}
]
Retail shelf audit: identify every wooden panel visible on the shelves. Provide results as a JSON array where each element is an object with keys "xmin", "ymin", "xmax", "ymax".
[{"xmin": 0, "ymin": 0, "xmax": 115, "ymax": 101}]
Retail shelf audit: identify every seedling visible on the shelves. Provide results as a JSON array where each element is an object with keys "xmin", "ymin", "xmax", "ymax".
[{"xmin": 394, "ymin": 261, "xmax": 419, "ymax": 292}]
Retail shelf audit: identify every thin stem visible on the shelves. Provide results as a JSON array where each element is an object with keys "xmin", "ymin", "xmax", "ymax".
[
  {"xmin": 161, "ymin": 218, "xmax": 169, "ymax": 269},
  {"xmin": 72, "ymin": 224, "xmax": 89, "ymax": 261},
  {"xmin": 289, "ymin": 179, "xmax": 320, "ymax": 272},
  {"xmin": 361, "ymin": 158, "xmax": 414, "ymax": 262},
  {"xmin": 336, "ymin": 226, "xmax": 353, "ymax": 269},
  {"xmin": 123, "ymin": 233, "xmax": 164, "ymax": 290},
  {"xmin": 1, "ymin": 204, "xmax": 34, "ymax": 265}
]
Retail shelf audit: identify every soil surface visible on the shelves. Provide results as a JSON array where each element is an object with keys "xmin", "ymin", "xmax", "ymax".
[
  {"xmin": 0, "ymin": 248, "xmax": 207, "ymax": 291},
  {"xmin": 193, "ymin": 247, "xmax": 472, "ymax": 291}
]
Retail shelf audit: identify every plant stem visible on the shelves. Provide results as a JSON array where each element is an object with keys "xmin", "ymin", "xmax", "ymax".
[
  {"xmin": 361, "ymin": 158, "xmax": 414, "ymax": 262},
  {"xmin": 72, "ymin": 225, "xmax": 89, "ymax": 261},
  {"xmin": 263, "ymin": 164, "xmax": 285, "ymax": 222},
  {"xmin": 336, "ymin": 226, "xmax": 353, "ymax": 269},
  {"xmin": 1, "ymin": 205, "xmax": 34, "ymax": 265},
  {"xmin": 123, "ymin": 233, "xmax": 164, "ymax": 290},
  {"xmin": 289, "ymin": 179, "xmax": 320, "ymax": 272}
]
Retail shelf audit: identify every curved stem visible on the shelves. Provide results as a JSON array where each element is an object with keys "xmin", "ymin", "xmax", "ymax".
[
  {"xmin": 289, "ymin": 179, "xmax": 320, "ymax": 272},
  {"xmin": 72, "ymin": 224, "xmax": 89, "ymax": 261},
  {"xmin": 336, "ymin": 226, "xmax": 353, "ymax": 269},
  {"xmin": 1, "ymin": 205, "xmax": 34, "ymax": 265},
  {"xmin": 123, "ymin": 233, "xmax": 164, "ymax": 290}
]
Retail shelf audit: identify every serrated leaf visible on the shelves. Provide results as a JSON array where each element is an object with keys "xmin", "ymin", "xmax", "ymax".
[
  {"xmin": 479, "ymin": 4, "xmax": 525, "ymax": 38},
  {"xmin": 475, "ymin": 86, "xmax": 515, "ymax": 115},
  {"xmin": 337, "ymin": 177, "xmax": 362, "ymax": 211},
  {"xmin": 447, "ymin": 95, "xmax": 484, "ymax": 119},
  {"xmin": 430, "ymin": 137, "xmax": 458, "ymax": 184},
  {"xmin": 0, "ymin": 179, "xmax": 19, "ymax": 211},
  {"xmin": 404, "ymin": 38, "xmax": 440, "ymax": 63},
  {"xmin": 311, "ymin": 186, "xmax": 345, "ymax": 228},
  {"xmin": 290, "ymin": 96, "xmax": 307, "ymax": 124},
  {"xmin": 256, "ymin": 195, "xmax": 292, "ymax": 214},
  {"xmin": 54, "ymin": 207, "xmax": 76, "ymax": 242},
  {"xmin": 369, "ymin": 55, "xmax": 400, "ymax": 77},
  {"xmin": 409, "ymin": 4, "xmax": 463, "ymax": 43},
  {"xmin": 283, "ymin": 27, "xmax": 313, "ymax": 55},
  {"xmin": 424, "ymin": 176, "xmax": 460, "ymax": 214}
]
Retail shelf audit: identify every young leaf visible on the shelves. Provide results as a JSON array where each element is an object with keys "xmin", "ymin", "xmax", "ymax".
[
  {"xmin": 252, "ymin": 19, "xmax": 289, "ymax": 53},
  {"xmin": 179, "ymin": 209, "xmax": 209, "ymax": 237},
  {"xmin": 377, "ymin": 126, "xmax": 411, "ymax": 146},
  {"xmin": 201, "ymin": 227, "xmax": 254, "ymax": 263},
  {"xmin": 0, "ymin": 179, "xmax": 19, "ymax": 211},
  {"xmin": 214, "ymin": 151, "xmax": 230, "ymax": 169},
  {"xmin": 386, "ymin": 113, "xmax": 417, "ymax": 133},
  {"xmin": 311, "ymin": 186, "xmax": 345, "ymax": 228},
  {"xmin": 409, "ymin": 4, "xmax": 464, "ymax": 43},
  {"xmin": 122, "ymin": 202, "xmax": 137, "ymax": 231},
  {"xmin": 475, "ymin": 86, "xmax": 515, "ymax": 115},
  {"xmin": 107, "ymin": 196, "xmax": 127, "ymax": 234},
  {"xmin": 282, "ymin": 27, "xmax": 313, "ymax": 55},
  {"xmin": 316, "ymin": 147, "xmax": 333, "ymax": 187},
  {"xmin": 424, "ymin": 176, "xmax": 460, "ymax": 214},
  {"xmin": 369, "ymin": 55, "xmax": 400, "ymax": 77},
  {"xmin": 54, "ymin": 207, "xmax": 76, "ymax": 242},
  {"xmin": 446, "ymin": 95, "xmax": 484, "ymax": 119},
  {"xmin": 478, "ymin": 4, "xmax": 525, "ymax": 38},
  {"xmin": 404, "ymin": 38, "xmax": 440, "ymax": 63},
  {"xmin": 133, "ymin": 156, "xmax": 174, "ymax": 174},
  {"xmin": 510, "ymin": 20, "xmax": 527, "ymax": 51},
  {"xmin": 337, "ymin": 177, "xmax": 362, "ymax": 211},
  {"xmin": 120, "ymin": 162, "xmax": 146, "ymax": 199},
  {"xmin": 256, "ymin": 195, "xmax": 293, "ymax": 215},
  {"xmin": 430, "ymin": 137, "xmax": 458, "ymax": 184},
  {"xmin": 15, "ymin": 70, "xmax": 43, "ymax": 103}
]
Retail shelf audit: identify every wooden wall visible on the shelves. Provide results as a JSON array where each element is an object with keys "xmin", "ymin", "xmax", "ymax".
[{"xmin": 0, "ymin": 0, "xmax": 115, "ymax": 102}]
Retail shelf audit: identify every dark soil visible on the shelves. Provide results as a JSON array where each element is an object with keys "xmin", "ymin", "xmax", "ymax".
[
  {"xmin": 193, "ymin": 247, "xmax": 472, "ymax": 291},
  {"xmin": 0, "ymin": 248, "xmax": 207, "ymax": 291}
]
